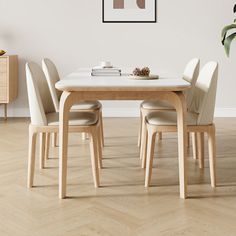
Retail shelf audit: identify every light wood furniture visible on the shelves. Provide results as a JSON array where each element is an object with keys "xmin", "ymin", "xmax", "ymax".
[
  {"xmin": 138, "ymin": 58, "xmax": 200, "ymax": 161},
  {"xmin": 0, "ymin": 55, "xmax": 18, "ymax": 120},
  {"xmin": 141, "ymin": 62, "xmax": 218, "ymax": 188},
  {"xmin": 56, "ymin": 72, "xmax": 191, "ymax": 199},
  {"xmin": 42, "ymin": 58, "xmax": 104, "ymax": 147},
  {"xmin": 26, "ymin": 62, "xmax": 102, "ymax": 189}
]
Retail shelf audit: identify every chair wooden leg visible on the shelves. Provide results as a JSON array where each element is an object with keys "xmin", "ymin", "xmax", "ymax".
[
  {"xmin": 138, "ymin": 109, "xmax": 143, "ymax": 147},
  {"xmin": 208, "ymin": 125, "xmax": 216, "ymax": 187},
  {"xmin": 158, "ymin": 132, "xmax": 162, "ymax": 141},
  {"xmin": 39, "ymin": 133, "xmax": 46, "ymax": 169},
  {"xmin": 82, "ymin": 132, "xmax": 87, "ymax": 140},
  {"xmin": 187, "ymin": 132, "xmax": 190, "ymax": 148},
  {"xmin": 97, "ymin": 123, "xmax": 103, "ymax": 169},
  {"xmin": 99, "ymin": 110, "xmax": 105, "ymax": 147},
  {"xmin": 52, "ymin": 133, "xmax": 57, "ymax": 147},
  {"xmin": 89, "ymin": 130, "xmax": 100, "ymax": 188},
  {"xmin": 145, "ymin": 127, "xmax": 157, "ymax": 188},
  {"xmin": 45, "ymin": 133, "xmax": 50, "ymax": 160},
  {"xmin": 139, "ymin": 113, "xmax": 146, "ymax": 159},
  {"xmin": 192, "ymin": 132, "xmax": 198, "ymax": 160},
  {"xmin": 27, "ymin": 128, "xmax": 37, "ymax": 188},
  {"xmin": 197, "ymin": 132, "xmax": 204, "ymax": 169},
  {"xmin": 4, "ymin": 104, "xmax": 7, "ymax": 120},
  {"xmin": 141, "ymin": 123, "xmax": 148, "ymax": 169}
]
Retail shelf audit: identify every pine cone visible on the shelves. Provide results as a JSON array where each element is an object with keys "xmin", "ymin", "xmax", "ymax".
[
  {"xmin": 141, "ymin": 67, "xmax": 150, "ymax": 76},
  {"xmin": 133, "ymin": 67, "xmax": 150, "ymax": 76},
  {"xmin": 133, "ymin": 68, "xmax": 141, "ymax": 76}
]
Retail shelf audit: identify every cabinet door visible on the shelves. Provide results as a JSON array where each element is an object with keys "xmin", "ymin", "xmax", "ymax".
[
  {"xmin": 0, "ymin": 86, "xmax": 7, "ymax": 102},
  {"xmin": 0, "ymin": 58, "xmax": 8, "ymax": 102},
  {"xmin": 0, "ymin": 58, "xmax": 7, "ymax": 73},
  {"xmin": 0, "ymin": 73, "xmax": 7, "ymax": 86},
  {"xmin": 0, "ymin": 58, "xmax": 7, "ymax": 87}
]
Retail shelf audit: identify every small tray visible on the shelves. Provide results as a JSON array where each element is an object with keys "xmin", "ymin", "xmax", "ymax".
[{"xmin": 128, "ymin": 74, "xmax": 159, "ymax": 80}]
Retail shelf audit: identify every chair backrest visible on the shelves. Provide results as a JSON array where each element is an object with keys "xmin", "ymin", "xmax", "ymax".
[
  {"xmin": 182, "ymin": 58, "xmax": 200, "ymax": 108},
  {"xmin": 189, "ymin": 61, "xmax": 219, "ymax": 125},
  {"xmin": 42, "ymin": 58, "xmax": 62, "ymax": 112},
  {"xmin": 26, "ymin": 62, "xmax": 55, "ymax": 126}
]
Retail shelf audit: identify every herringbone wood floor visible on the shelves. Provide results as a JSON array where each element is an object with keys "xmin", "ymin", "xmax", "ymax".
[{"xmin": 0, "ymin": 117, "xmax": 236, "ymax": 235}]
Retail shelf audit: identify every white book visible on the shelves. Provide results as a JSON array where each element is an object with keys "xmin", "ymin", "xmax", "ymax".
[
  {"xmin": 92, "ymin": 66, "xmax": 121, "ymax": 73},
  {"xmin": 91, "ymin": 71, "xmax": 121, "ymax": 76}
]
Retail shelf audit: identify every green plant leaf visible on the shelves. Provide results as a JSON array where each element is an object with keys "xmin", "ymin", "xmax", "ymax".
[
  {"xmin": 221, "ymin": 23, "xmax": 236, "ymax": 44},
  {"xmin": 224, "ymin": 32, "xmax": 236, "ymax": 56}
]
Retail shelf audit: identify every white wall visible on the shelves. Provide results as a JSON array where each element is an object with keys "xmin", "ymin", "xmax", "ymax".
[{"xmin": 0, "ymin": 0, "xmax": 236, "ymax": 117}]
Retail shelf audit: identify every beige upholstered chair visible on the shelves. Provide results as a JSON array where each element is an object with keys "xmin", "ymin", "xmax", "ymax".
[
  {"xmin": 26, "ymin": 62, "xmax": 102, "ymax": 189},
  {"xmin": 138, "ymin": 58, "xmax": 200, "ymax": 150},
  {"xmin": 42, "ymin": 58, "xmax": 104, "ymax": 147},
  {"xmin": 141, "ymin": 61, "xmax": 218, "ymax": 188}
]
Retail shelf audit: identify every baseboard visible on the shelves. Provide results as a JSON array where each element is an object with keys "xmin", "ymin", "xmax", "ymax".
[
  {"xmin": 103, "ymin": 108, "xmax": 236, "ymax": 117},
  {"xmin": 0, "ymin": 107, "xmax": 30, "ymax": 118},
  {"xmin": 214, "ymin": 108, "xmax": 236, "ymax": 117},
  {"xmin": 102, "ymin": 108, "xmax": 140, "ymax": 117},
  {"xmin": 1, "ymin": 107, "xmax": 236, "ymax": 118}
]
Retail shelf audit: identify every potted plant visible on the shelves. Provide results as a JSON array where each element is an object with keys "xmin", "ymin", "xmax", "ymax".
[{"xmin": 222, "ymin": 4, "xmax": 236, "ymax": 56}]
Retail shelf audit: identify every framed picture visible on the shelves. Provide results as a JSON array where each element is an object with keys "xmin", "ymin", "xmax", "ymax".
[{"xmin": 102, "ymin": 0, "xmax": 157, "ymax": 23}]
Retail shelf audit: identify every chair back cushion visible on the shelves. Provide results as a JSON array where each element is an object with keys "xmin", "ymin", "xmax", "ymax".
[
  {"xmin": 42, "ymin": 58, "xmax": 62, "ymax": 112},
  {"xmin": 189, "ymin": 61, "xmax": 218, "ymax": 125},
  {"xmin": 183, "ymin": 58, "xmax": 200, "ymax": 108},
  {"xmin": 26, "ymin": 62, "xmax": 55, "ymax": 126}
]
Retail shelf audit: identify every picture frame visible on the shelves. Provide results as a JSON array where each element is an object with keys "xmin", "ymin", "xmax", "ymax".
[{"xmin": 102, "ymin": 0, "xmax": 157, "ymax": 23}]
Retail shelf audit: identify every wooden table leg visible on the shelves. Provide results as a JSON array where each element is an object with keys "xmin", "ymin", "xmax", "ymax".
[
  {"xmin": 59, "ymin": 91, "xmax": 74, "ymax": 199},
  {"xmin": 175, "ymin": 92, "xmax": 188, "ymax": 199}
]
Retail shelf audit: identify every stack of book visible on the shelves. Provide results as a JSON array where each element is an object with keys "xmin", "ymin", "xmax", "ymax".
[{"xmin": 91, "ymin": 66, "xmax": 121, "ymax": 76}]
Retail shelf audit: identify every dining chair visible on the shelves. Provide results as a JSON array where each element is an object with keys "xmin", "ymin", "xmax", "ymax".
[
  {"xmin": 42, "ymin": 58, "xmax": 104, "ymax": 147},
  {"xmin": 141, "ymin": 61, "xmax": 218, "ymax": 188},
  {"xmin": 26, "ymin": 62, "xmax": 102, "ymax": 189},
  {"xmin": 138, "ymin": 58, "xmax": 200, "ymax": 155}
]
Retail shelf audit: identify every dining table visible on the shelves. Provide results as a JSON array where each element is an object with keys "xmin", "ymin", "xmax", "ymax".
[{"xmin": 55, "ymin": 69, "xmax": 191, "ymax": 199}]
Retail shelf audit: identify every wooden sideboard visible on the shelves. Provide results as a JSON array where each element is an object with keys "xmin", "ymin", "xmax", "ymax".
[{"xmin": 0, "ymin": 55, "xmax": 18, "ymax": 120}]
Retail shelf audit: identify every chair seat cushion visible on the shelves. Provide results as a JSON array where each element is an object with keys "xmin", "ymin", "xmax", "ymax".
[
  {"xmin": 141, "ymin": 100, "xmax": 174, "ymax": 110},
  {"xmin": 47, "ymin": 112, "xmax": 98, "ymax": 126},
  {"xmin": 146, "ymin": 111, "xmax": 198, "ymax": 126},
  {"xmin": 71, "ymin": 101, "xmax": 101, "ymax": 110}
]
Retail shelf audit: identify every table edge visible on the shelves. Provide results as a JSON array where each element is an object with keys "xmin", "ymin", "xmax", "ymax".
[{"xmin": 56, "ymin": 86, "xmax": 191, "ymax": 92}]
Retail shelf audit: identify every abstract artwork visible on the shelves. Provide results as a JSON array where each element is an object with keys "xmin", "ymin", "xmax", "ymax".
[{"xmin": 102, "ymin": 0, "xmax": 157, "ymax": 23}]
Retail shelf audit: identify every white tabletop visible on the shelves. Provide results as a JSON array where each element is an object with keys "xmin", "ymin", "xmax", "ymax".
[{"xmin": 56, "ymin": 71, "xmax": 191, "ymax": 92}]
